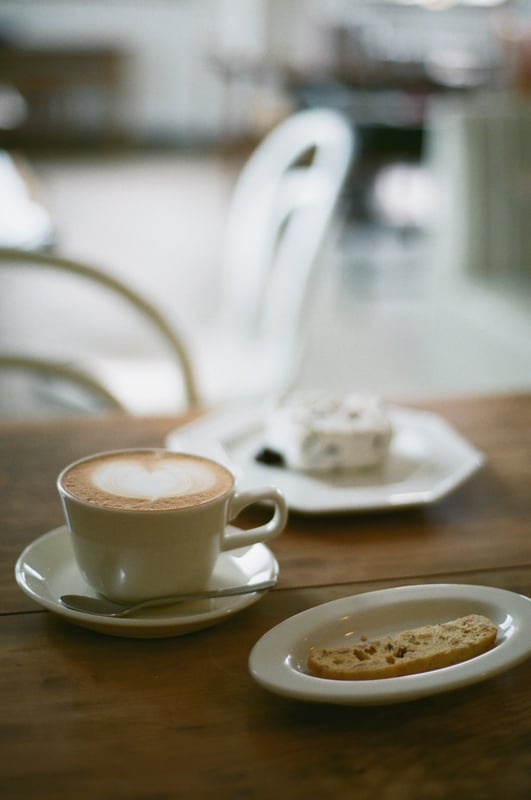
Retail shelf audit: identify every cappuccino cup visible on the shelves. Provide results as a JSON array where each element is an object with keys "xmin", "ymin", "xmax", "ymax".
[{"xmin": 57, "ymin": 448, "xmax": 288, "ymax": 603}]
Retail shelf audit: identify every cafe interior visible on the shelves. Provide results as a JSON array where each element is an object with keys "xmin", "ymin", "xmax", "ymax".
[
  {"xmin": 1, "ymin": 1, "xmax": 530, "ymax": 799},
  {"xmin": 1, "ymin": 0, "xmax": 531, "ymax": 415}
]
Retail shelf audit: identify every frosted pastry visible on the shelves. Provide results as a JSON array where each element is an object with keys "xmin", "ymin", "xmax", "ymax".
[{"xmin": 257, "ymin": 392, "xmax": 392, "ymax": 472}]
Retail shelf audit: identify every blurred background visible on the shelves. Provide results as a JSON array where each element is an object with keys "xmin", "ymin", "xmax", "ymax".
[{"xmin": 1, "ymin": 0, "xmax": 531, "ymax": 415}]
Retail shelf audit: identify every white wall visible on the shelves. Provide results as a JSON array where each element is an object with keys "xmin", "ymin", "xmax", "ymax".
[
  {"xmin": 0, "ymin": 0, "xmax": 268, "ymax": 140},
  {"xmin": 0, "ymin": 0, "xmax": 508, "ymax": 142}
]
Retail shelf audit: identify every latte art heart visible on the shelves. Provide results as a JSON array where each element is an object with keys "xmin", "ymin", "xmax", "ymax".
[
  {"xmin": 92, "ymin": 459, "xmax": 216, "ymax": 500},
  {"xmin": 61, "ymin": 450, "xmax": 234, "ymax": 510}
]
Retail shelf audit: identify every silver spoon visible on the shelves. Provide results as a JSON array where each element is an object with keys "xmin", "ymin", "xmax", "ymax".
[{"xmin": 60, "ymin": 579, "xmax": 276, "ymax": 618}]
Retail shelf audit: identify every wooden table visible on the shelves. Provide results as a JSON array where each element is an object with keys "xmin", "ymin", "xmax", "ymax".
[{"xmin": 1, "ymin": 393, "xmax": 530, "ymax": 799}]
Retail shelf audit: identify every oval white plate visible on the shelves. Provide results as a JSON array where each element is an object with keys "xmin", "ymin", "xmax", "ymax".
[
  {"xmin": 249, "ymin": 584, "xmax": 531, "ymax": 705},
  {"xmin": 167, "ymin": 405, "xmax": 485, "ymax": 514},
  {"xmin": 15, "ymin": 526, "xmax": 278, "ymax": 638}
]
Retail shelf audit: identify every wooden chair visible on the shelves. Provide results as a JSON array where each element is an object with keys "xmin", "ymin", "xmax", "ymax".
[{"xmin": 0, "ymin": 247, "xmax": 199, "ymax": 417}]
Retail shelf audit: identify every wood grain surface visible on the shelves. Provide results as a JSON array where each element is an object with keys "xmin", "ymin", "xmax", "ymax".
[{"xmin": 1, "ymin": 393, "xmax": 530, "ymax": 799}]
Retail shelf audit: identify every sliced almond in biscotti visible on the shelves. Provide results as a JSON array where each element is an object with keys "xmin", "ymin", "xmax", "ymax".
[{"xmin": 307, "ymin": 614, "xmax": 498, "ymax": 680}]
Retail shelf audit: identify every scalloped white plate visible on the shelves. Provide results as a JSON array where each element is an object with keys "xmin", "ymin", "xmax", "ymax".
[
  {"xmin": 249, "ymin": 584, "xmax": 531, "ymax": 705},
  {"xmin": 15, "ymin": 526, "xmax": 278, "ymax": 638},
  {"xmin": 166, "ymin": 405, "xmax": 485, "ymax": 513}
]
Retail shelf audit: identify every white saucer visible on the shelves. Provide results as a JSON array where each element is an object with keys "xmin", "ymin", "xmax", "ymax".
[
  {"xmin": 249, "ymin": 584, "xmax": 531, "ymax": 705},
  {"xmin": 15, "ymin": 526, "xmax": 279, "ymax": 638},
  {"xmin": 166, "ymin": 404, "xmax": 485, "ymax": 514}
]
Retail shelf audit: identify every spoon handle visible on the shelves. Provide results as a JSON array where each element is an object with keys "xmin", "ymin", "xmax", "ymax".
[{"xmin": 60, "ymin": 578, "xmax": 277, "ymax": 617}]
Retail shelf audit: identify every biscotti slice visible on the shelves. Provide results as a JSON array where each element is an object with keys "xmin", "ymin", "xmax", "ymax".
[{"xmin": 307, "ymin": 614, "xmax": 497, "ymax": 680}]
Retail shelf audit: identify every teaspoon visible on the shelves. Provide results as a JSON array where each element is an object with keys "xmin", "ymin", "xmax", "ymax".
[{"xmin": 60, "ymin": 578, "xmax": 276, "ymax": 618}]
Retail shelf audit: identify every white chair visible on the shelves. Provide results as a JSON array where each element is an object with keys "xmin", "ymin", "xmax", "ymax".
[
  {"xmin": 0, "ymin": 247, "xmax": 199, "ymax": 417},
  {"xmin": 193, "ymin": 107, "xmax": 355, "ymax": 403},
  {"xmin": 0, "ymin": 150, "xmax": 54, "ymax": 251}
]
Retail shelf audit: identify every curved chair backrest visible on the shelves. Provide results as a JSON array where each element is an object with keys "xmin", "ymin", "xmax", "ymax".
[
  {"xmin": 0, "ymin": 247, "xmax": 199, "ymax": 414},
  {"xmin": 0, "ymin": 354, "xmax": 125, "ymax": 415},
  {"xmin": 219, "ymin": 109, "xmax": 355, "ymax": 362}
]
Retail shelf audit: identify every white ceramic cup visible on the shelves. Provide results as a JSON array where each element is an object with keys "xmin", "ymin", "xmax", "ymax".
[{"xmin": 57, "ymin": 448, "xmax": 288, "ymax": 603}]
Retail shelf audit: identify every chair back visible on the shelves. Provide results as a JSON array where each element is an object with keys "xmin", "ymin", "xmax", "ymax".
[
  {"xmin": 219, "ymin": 108, "xmax": 355, "ymax": 382},
  {"xmin": 0, "ymin": 247, "xmax": 199, "ymax": 416}
]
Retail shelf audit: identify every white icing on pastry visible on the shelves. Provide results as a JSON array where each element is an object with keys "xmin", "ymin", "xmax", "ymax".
[{"xmin": 263, "ymin": 392, "xmax": 392, "ymax": 471}]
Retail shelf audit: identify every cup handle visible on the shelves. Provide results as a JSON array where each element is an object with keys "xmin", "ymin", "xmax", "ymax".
[{"xmin": 221, "ymin": 487, "xmax": 287, "ymax": 551}]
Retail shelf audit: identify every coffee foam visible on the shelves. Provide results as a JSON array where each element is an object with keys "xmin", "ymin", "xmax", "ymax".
[
  {"xmin": 92, "ymin": 459, "xmax": 214, "ymax": 500},
  {"xmin": 61, "ymin": 450, "xmax": 233, "ymax": 511}
]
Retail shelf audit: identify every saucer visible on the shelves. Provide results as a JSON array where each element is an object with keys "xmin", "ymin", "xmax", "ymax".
[
  {"xmin": 15, "ymin": 526, "xmax": 279, "ymax": 638},
  {"xmin": 249, "ymin": 583, "xmax": 531, "ymax": 705}
]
